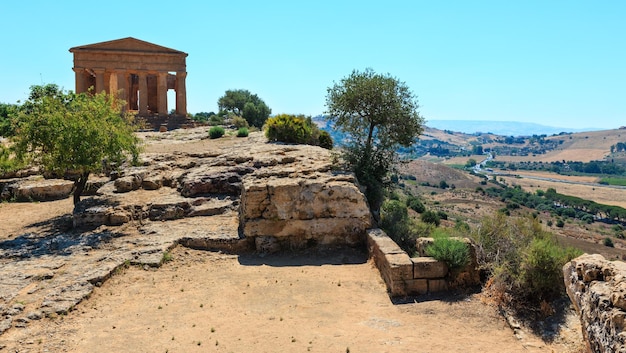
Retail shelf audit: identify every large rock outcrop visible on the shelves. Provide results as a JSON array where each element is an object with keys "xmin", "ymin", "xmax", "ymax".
[
  {"xmin": 72, "ymin": 142, "xmax": 371, "ymax": 251},
  {"xmin": 241, "ymin": 172, "xmax": 371, "ymax": 249},
  {"xmin": 563, "ymin": 254, "xmax": 626, "ymax": 353}
]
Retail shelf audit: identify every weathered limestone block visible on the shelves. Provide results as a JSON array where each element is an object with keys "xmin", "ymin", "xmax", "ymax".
[
  {"xmin": 1, "ymin": 177, "xmax": 74, "ymax": 201},
  {"xmin": 412, "ymin": 257, "xmax": 448, "ymax": 279},
  {"xmin": 179, "ymin": 165, "xmax": 253, "ymax": 196},
  {"xmin": 428, "ymin": 279, "xmax": 449, "ymax": 293},
  {"xmin": 142, "ymin": 174, "xmax": 163, "ymax": 190},
  {"xmin": 241, "ymin": 172, "xmax": 371, "ymax": 248},
  {"xmin": 564, "ymin": 254, "xmax": 626, "ymax": 353},
  {"xmin": 244, "ymin": 218, "xmax": 369, "ymax": 244},
  {"xmin": 415, "ymin": 237, "xmax": 480, "ymax": 288},
  {"xmin": 405, "ymin": 279, "xmax": 428, "ymax": 295},
  {"xmin": 114, "ymin": 174, "xmax": 143, "ymax": 193},
  {"xmin": 255, "ymin": 236, "xmax": 281, "ymax": 253}
]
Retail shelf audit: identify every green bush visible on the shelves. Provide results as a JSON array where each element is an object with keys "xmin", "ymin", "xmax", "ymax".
[
  {"xmin": 604, "ymin": 237, "xmax": 615, "ymax": 247},
  {"xmin": 471, "ymin": 214, "xmax": 583, "ymax": 308},
  {"xmin": 556, "ymin": 219, "xmax": 565, "ymax": 228},
  {"xmin": 421, "ymin": 210, "xmax": 441, "ymax": 226},
  {"xmin": 264, "ymin": 114, "xmax": 333, "ymax": 149},
  {"xmin": 318, "ymin": 130, "xmax": 333, "ymax": 149},
  {"xmin": 265, "ymin": 114, "xmax": 312, "ymax": 144},
  {"xmin": 236, "ymin": 127, "xmax": 249, "ymax": 137},
  {"xmin": 209, "ymin": 126, "xmax": 225, "ymax": 139},
  {"xmin": 426, "ymin": 237, "xmax": 470, "ymax": 271},
  {"xmin": 209, "ymin": 115, "xmax": 224, "ymax": 126},
  {"xmin": 232, "ymin": 116, "xmax": 249, "ymax": 129},
  {"xmin": 381, "ymin": 200, "xmax": 419, "ymax": 255},
  {"xmin": 518, "ymin": 237, "xmax": 579, "ymax": 300},
  {"xmin": 406, "ymin": 196, "xmax": 425, "ymax": 213}
]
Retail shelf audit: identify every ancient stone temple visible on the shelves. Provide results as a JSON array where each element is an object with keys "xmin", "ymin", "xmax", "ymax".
[{"xmin": 69, "ymin": 37, "xmax": 188, "ymax": 116}]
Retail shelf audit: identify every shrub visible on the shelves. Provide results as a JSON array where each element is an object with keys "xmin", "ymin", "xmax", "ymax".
[
  {"xmin": 265, "ymin": 114, "xmax": 312, "ymax": 144},
  {"xmin": 437, "ymin": 210, "xmax": 448, "ymax": 220},
  {"xmin": 556, "ymin": 219, "xmax": 565, "ymax": 228},
  {"xmin": 406, "ymin": 196, "xmax": 425, "ymax": 213},
  {"xmin": 264, "ymin": 114, "xmax": 333, "ymax": 149},
  {"xmin": 237, "ymin": 127, "xmax": 249, "ymax": 137},
  {"xmin": 232, "ymin": 116, "xmax": 249, "ymax": 129},
  {"xmin": 381, "ymin": 200, "xmax": 419, "ymax": 255},
  {"xmin": 471, "ymin": 214, "xmax": 582, "ymax": 309},
  {"xmin": 426, "ymin": 237, "xmax": 470, "ymax": 271},
  {"xmin": 209, "ymin": 126, "xmax": 225, "ymax": 139},
  {"xmin": 209, "ymin": 115, "xmax": 224, "ymax": 126},
  {"xmin": 604, "ymin": 237, "xmax": 615, "ymax": 247},
  {"xmin": 421, "ymin": 210, "xmax": 440, "ymax": 226},
  {"xmin": 318, "ymin": 130, "xmax": 333, "ymax": 149}
]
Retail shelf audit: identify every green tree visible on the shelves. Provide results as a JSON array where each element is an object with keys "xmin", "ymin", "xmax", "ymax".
[
  {"xmin": 325, "ymin": 68, "xmax": 424, "ymax": 211},
  {"xmin": 11, "ymin": 85, "xmax": 140, "ymax": 206},
  {"xmin": 0, "ymin": 103, "xmax": 19, "ymax": 137},
  {"xmin": 217, "ymin": 89, "xmax": 271, "ymax": 128}
]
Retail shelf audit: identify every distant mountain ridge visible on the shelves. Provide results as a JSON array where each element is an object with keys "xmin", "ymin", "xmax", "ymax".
[{"xmin": 426, "ymin": 120, "xmax": 602, "ymax": 136}]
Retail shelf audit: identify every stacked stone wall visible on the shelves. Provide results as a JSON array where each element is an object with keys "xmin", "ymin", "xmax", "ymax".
[
  {"xmin": 564, "ymin": 254, "xmax": 626, "ymax": 353},
  {"xmin": 367, "ymin": 229, "xmax": 479, "ymax": 296}
]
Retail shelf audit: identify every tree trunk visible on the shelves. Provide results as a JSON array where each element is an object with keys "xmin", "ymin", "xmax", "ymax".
[{"xmin": 73, "ymin": 171, "xmax": 90, "ymax": 206}]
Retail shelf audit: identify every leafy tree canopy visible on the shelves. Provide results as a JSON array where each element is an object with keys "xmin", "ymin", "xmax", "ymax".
[
  {"xmin": 9, "ymin": 84, "xmax": 140, "ymax": 206},
  {"xmin": 325, "ymin": 68, "xmax": 424, "ymax": 211},
  {"xmin": 0, "ymin": 102, "xmax": 19, "ymax": 137},
  {"xmin": 217, "ymin": 89, "xmax": 271, "ymax": 128}
]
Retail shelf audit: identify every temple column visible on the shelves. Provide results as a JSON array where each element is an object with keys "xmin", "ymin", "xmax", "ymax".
[
  {"xmin": 157, "ymin": 72, "xmax": 168, "ymax": 116},
  {"xmin": 73, "ymin": 68, "xmax": 87, "ymax": 94},
  {"xmin": 93, "ymin": 68, "xmax": 105, "ymax": 94},
  {"xmin": 109, "ymin": 71, "xmax": 118, "ymax": 95},
  {"xmin": 138, "ymin": 72, "xmax": 148, "ymax": 116},
  {"xmin": 175, "ymin": 71, "xmax": 187, "ymax": 116},
  {"xmin": 115, "ymin": 71, "xmax": 128, "ymax": 108}
]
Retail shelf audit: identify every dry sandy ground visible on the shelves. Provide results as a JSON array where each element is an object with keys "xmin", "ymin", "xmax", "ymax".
[
  {"xmin": 0, "ymin": 198, "xmax": 584, "ymax": 353},
  {"xmin": 1, "ymin": 245, "xmax": 584, "ymax": 353}
]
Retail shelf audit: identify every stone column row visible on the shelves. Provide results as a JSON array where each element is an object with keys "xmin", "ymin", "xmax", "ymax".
[{"xmin": 72, "ymin": 68, "xmax": 187, "ymax": 117}]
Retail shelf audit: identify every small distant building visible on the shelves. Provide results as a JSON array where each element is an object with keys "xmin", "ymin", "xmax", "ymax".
[{"xmin": 69, "ymin": 37, "xmax": 188, "ymax": 117}]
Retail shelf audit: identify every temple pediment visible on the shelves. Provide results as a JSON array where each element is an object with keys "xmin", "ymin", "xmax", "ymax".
[{"xmin": 69, "ymin": 37, "xmax": 187, "ymax": 56}]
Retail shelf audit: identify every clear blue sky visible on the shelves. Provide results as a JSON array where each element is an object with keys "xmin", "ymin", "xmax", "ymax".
[{"xmin": 1, "ymin": 1, "xmax": 624, "ymax": 129}]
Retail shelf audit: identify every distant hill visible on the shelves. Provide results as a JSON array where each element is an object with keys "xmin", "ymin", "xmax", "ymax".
[{"xmin": 426, "ymin": 120, "xmax": 602, "ymax": 136}]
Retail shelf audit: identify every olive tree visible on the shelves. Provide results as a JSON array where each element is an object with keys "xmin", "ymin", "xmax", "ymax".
[
  {"xmin": 11, "ymin": 84, "xmax": 140, "ymax": 206},
  {"xmin": 217, "ymin": 89, "xmax": 271, "ymax": 128},
  {"xmin": 325, "ymin": 68, "xmax": 424, "ymax": 212}
]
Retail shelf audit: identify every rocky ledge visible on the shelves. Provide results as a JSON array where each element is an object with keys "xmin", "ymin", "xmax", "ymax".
[
  {"xmin": 563, "ymin": 254, "xmax": 626, "ymax": 352},
  {"xmin": 0, "ymin": 134, "xmax": 371, "ymax": 338}
]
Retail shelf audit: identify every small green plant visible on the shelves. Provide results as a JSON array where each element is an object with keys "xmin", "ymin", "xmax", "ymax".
[
  {"xmin": 425, "ymin": 237, "xmax": 470, "ymax": 271},
  {"xmin": 406, "ymin": 196, "xmax": 425, "ymax": 213},
  {"xmin": 604, "ymin": 237, "xmax": 615, "ymax": 247},
  {"xmin": 421, "ymin": 210, "xmax": 441, "ymax": 226},
  {"xmin": 161, "ymin": 251, "xmax": 173, "ymax": 263},
  {"xmin": 232, "ymin": 115, "xmax": 249, "ymax": 128},
  {"xmin": 237, "ymin": 127, "xmax": 249, "ymax": 137},
  {"xmin": 209, "ymin": 126, "xmax": 225, "ymax": 139}
]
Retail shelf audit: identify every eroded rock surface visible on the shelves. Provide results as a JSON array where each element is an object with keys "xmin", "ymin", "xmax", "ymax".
[
  {"xmin": 564, "ymin": 254, "xmax": 626, "ymax": 352},
  {"xmin": 0, "ymin": 130, "xmax": 371, "ymax": 338}
]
